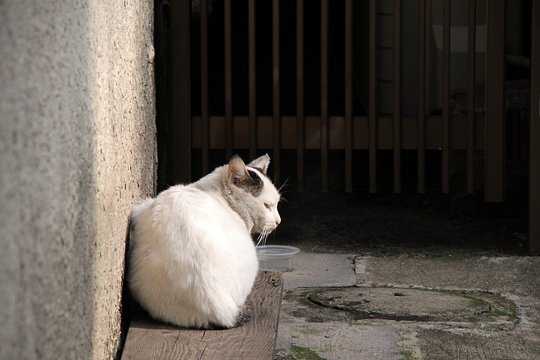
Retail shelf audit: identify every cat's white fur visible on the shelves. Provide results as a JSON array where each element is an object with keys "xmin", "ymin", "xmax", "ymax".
[{"xmin": 128, "ymin": 154, "xmax": 281, "ymax": 328}]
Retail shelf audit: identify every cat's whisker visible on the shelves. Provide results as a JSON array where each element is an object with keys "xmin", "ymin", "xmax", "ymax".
[
  {"xmin": 263, "ymin": 229, "xmax": 270, "ymax": 247},
  {"xmin": 256, "ymin": 226, "xmax": 272, "ymax": 247},
  {"xmin": 277, "ymin": 178, "xmax": 291, "ymax": 195},
  {"xmin": 255, "ymin": 232, "xmax": 265, "ymax": 247},
  {"xmin": 257, "ymin": 230, "xmax": 265, "ymax": 247}
]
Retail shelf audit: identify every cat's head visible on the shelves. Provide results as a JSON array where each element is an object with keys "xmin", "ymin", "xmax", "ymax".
[{"xmin": 224, "ymin": 154, "xmax": 281, "ymax": 237}]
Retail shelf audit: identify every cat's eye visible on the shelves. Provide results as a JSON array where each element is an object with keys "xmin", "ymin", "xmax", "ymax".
[{"xmin": 264, "ymin": 203, "xmax": 272, "ymax": 209}]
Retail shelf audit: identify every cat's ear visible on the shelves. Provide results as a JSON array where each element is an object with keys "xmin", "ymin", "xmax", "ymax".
[
  {"xmin": 228, "ymin": 155, "xmax": 264, "ymax": 195},
  {"xmin": 247, "ymin": 154, "xmax": 271, "ymax": 175},
  {"xmin": 228, "ymin": 155, "xmax": 249, "ymax": 181}
]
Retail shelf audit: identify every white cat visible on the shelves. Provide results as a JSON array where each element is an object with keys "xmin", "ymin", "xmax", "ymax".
[{"xmin": 128, "ymin": 154, "xmax": 281, "ymax": 328}]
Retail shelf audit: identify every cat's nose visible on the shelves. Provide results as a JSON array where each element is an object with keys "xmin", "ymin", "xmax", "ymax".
[{"xmin": 275, "ymin": 216, "xmax": 281, "ymax": 226}]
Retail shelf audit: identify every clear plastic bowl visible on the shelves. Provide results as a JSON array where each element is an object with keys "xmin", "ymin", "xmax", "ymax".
[{"xmin": 256, "ymin": 245, "xmax": 300, "ymax": 272}]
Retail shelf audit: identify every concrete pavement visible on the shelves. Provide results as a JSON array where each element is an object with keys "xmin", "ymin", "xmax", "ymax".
[{"xmin": 274, "ymin": 252, "xmax": 540, "ymax": 360}]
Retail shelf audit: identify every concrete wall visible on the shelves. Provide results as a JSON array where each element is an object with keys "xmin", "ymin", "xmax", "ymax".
[{"xmin": 0, "ymin": 1, "xmax": 156, "ymax": 359}]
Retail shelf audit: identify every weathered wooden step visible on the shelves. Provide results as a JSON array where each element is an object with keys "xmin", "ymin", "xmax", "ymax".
[{"xmin": 121, "ymin": 271, "xmax": 283, "ymax": 360}]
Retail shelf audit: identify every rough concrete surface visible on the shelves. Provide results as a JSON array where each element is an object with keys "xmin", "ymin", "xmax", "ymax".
[
  {"xmin": 276, "ymin": 252, "xmax": 540, "ymax": 359},
  {"xmin": 356, "ymin": 255, "xmax": 540, "ymax": 295},
  {"xmin": 275, "ymin": 323, "xmax": 401, "ymax": 360},
  {"xmin": 284, "ymin": 253, "xmax": 357, "ymax": 290},
  {"xmin": 0, "ymin": 1, "xmax": 155, "ymax": 359}
]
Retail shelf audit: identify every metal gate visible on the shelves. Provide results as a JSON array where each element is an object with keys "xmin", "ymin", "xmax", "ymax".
[{"xmin": 160, "ymin": 0, "xmax": 539, "ymax": 250}]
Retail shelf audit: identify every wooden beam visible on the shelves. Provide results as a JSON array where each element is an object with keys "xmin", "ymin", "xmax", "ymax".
[
  {"xmin": 345, "ymin": 0, "xmax": 353, "ymax": 193},
  {"xmin": 249, "ymin": 0, "xmax": 257, "ymax": 160},
  {"xmin": 169, "ymin": 0, "xmax": 191, "ymax": 184},
  {"xmin": 530, "ymin": 0, "xmax": 540, "ymax": 254},
  {"xmin": 467, "ymin": 0, "xmax": 476, "ymax": 194},
  {"xmin": 393, "ymin": 0, "xmax": 401, "ymax": 194},
  {"xmin": 369, "ymin": 0, "xmax": 377, "ymax": 193},
  {"xmin": 442, "ymin": 0, "xmax": 450, "ymax": 194},
  {"xmin": 297, "ymin": 0, "xmax": 305, "ymax": 192},
  {"xmin": 201, "ymin": 0, "xmax": 209, "ymax": 175},
  {"xmin": 417, "ymin": 0, "xmax": 426, "ymax": 194},
  {"xmin": 225, "ymin": 0, "xmax": 233, "ymax": 160},
  {"xmin": 273, "ymin": 0, "xmax": 281, "ymax": 183},
  {"xmin": 485, "ymin": 0, "xmax": 506, "ymax": 202},
  {"xmin": 321, "ymin": 0, "xmax": 328, "ymax": 192},
  {"xmin": 192, "ymin": 115, "xmax": 485, "ymax": 151}
]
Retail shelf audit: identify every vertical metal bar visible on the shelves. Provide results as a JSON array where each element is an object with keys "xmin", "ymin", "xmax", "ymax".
[
  {"xmin": 393, "ymin": 0, "xmax": 401, "ymax": 193},
  {"xmin": 249, "ymin": 0, "xmax": 257, "ymax": 160},
  {"xmin": 169, "ymin": 0, "xmax": 191, "ymax": 183},
  {"xmin": 441, "ymin": 0, "xmax": 450, "ymax": 194},
  {"xmin": 369, "ymin": 0, "xmax": 377, "ymax": 193},
  {"xmin": 201, "ymin": 0, "xmax": 209, "ymax": 175},
  {"xmin": 417, "ymin": 0, "xmax": 426, "ymax": 193},
  {"xmin": 321, "ymin": 0, "xmax": 328, "ymax": 192},
  {"xmin": 467, "ymin": 0, "xmax": 476, "ymax": 193},
  {"xmin": 297, "ymin": 0, "xmax": 305, "ymax": 192},
  {"xmin": 225, "ymin": 0, "xmax": 233, "ymax": 159},
  {"xmin": 344, "ymin": 0, "xmax": 353, "ymax": 193},
  {"xmin": 273, "ymin": 0, "xmax": 281, "ymax": 182},
  {"xmin": 530, "ymin": 0, "xmax": 540, "ymax": 254},
  {"xmin": 485, "ymin": 0, "xmax": 506, "ymax": 202}
]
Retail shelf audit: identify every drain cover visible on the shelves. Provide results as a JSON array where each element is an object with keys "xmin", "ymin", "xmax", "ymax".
[{"xmin": 284, "ymin": 287, "xmax": 516, "ymax": 324}]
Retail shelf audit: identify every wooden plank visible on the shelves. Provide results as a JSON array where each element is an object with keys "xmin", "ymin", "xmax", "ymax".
[
  {"xmin": 467, "ymin": 0, "xmax": 476, "ymax": 193},
  {"xmin": 201, "ymin": 0, "xmax": 209, "ymax": 175},
  {"xmin": 442, "ymin": 0, "xmax": 450, "ymax": 194},
  {"xmin": 393, "ymin": 0, "xmax": 401, "ymax": 194},
  {"xmin": 169, "ymin": 0, "xmax": 191, "ymax": 184},
  {"xmin": 121, "ymin": 272, "xmax": 284, "ymax": 360},
  {"xmin": 402, "ymin": 116, "xmax": 417, "ymax": 149},
  {"xmin": 530, "ymin": 0, "xmax": 540, "ymax": 254},
  {"xmin": 257, "ymin": 116, "xmax": 274, "ymax": 149},
  {"xmin": 321, "ymin": 0, "xmax": 328, "ymax": 192},
  {"xmin": 249, "ymin": 0, "xmax": 257, "ymax": 160},
  {"xmin": 485, "ymin": 0, "xmax": 506, "ymax": 202},
  {"xmin": 273, "ymin": 0, "xmax": 281, "ymax": 183},
  {"xmin": 344, "ymin": 0, "xmax": 353, "ymax": 193},
  {"xmin": 369, "ymin": 0, "xmax": 377, "ymax": 193},
  {"xmin": 328, "ymin": 116, "xmax": 345, "ymax": 149},
  {"xmin": 353, "ymin": 116, "xmax": 369, "ymax": 150},
  {"xmin": 417, "ymin": 0, "xmax": 426, "ymax": 193},
  {"xmin": 282, "ymin": 116, "xmax": 297, "ymax": 149},
  {"xmin": 225, "ymin": 0, "xmax": 233, "ymax": 160},
  {"xmin": 297, "ymin": 0, "xmax": 305, "ymax": 192},
  {"xmin": 193, "ymin": 115, "xmax": 483, "ymax": 151},
  {"xmin": 305, "ymin": 116, "xmax": 321, "ymax": 149},
  {"xmin": 192, "ymin": 115, "xmax": 485, "ymax": 151},
  {"xmin": 377, "ymin": 116, "xmax": 394, "ymax": 149}
]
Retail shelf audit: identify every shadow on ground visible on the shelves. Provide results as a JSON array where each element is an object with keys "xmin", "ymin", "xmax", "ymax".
[{"xmin": 272, "ymin": 191, "xmax": 528, "ymax": 256}]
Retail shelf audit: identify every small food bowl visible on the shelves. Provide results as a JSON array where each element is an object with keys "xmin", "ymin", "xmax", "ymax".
[{"xmin": 256, "ymin": 245, "xmax": 300, "ymax": 272}]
